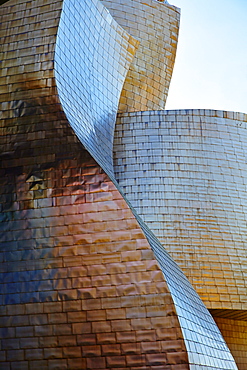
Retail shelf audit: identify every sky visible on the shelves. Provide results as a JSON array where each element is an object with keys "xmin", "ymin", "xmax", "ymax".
[{"xmin": 165, "ymin": 0, "xmax": 247, "ymax": 114}]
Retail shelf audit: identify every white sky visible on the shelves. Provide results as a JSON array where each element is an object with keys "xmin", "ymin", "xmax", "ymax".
[{"xmin": 165, "ymin": 0, "xmax": 247, "ymax": 114}]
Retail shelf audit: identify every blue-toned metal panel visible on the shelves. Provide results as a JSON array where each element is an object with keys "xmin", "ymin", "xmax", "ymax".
[
  {"xmin": 145, "ymin": 229, "xmax": 238, "ymax": 369},
  {"xmin": 54, "ymin": 0, "xmax": 138, "ymax": 177}
]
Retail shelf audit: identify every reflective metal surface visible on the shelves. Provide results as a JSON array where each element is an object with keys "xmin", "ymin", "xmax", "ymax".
[
  {"xmin": 0, "ymin": 0, "xmax": 240, "ymax": 368},
  {"xmin": 54, "ymin": 0, "xmax": 138, "ymax": 176},
  {"xmin": 114, "ymin": 109, "xmax": 247, "ymax": 369},
  {"xmin": 54, "ymin": 0, "xmax": 238, "ymax": 366},
  {"xmin": 114, "ymin": 109, "xmax": 247, "ymax": 312},
  {"xmin": 101, "ymin": 0, "xmax": 180, "ymax": 112},
  {"xmin": 0, "ymin": 0, "xmax": 189, "ymax": 368}
]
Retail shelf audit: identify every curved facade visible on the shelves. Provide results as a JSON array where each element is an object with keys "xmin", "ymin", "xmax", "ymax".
[
  {"xmin": 0, "ymin": 0, "xmax": 244, "ymax": 369},
  {"xmin": 114, "ymin": 110, "xmax": 247, "ymax": 368},
  {"xmin": 101, "ymin": 0, "xmax": 180, "ymax": 112},
  {"xmin": 53, "ymin": 1, "xmax": 238, "ymax": 368},
  {"xmin": 114, "ymin": 109, "xmax": 247, "ymax": 311},
  {"xmin": 0, "ymin": 1, "xmax": 190, "ymax": 369},
  {"xmin": 54, "ymin": 0, "xmax": 138, "ymax": 175}
]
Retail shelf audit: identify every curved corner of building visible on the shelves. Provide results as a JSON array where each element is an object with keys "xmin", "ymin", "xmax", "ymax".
[
  {"xmin": 53, "ymin": 0, "xmax": 139, "ymax": 178},
  {"xmin": 100, "ymin": 0, "xmax": 180, "ymax": 112}
]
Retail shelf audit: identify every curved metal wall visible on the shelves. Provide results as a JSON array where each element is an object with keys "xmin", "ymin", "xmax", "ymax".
[
  {"xmin": 214, "ymin": 316, "xmax": 247, "ymax": 370},
  {"xmin": 54, "ymin": 1, "xmax": 238, "ymax": 368},
  {"xmin": 100, "ymin": 0, "xmax": 180, "ymax": 112},
  {"xmin": 114, "ymin": 109, "xmax": 247, "ymax": 312},
  {"xmin": 0, "ymin": 0, "xmax": 239, "ymax": 368},
  {"xmin": 134, "ymin": 218, "xmax": 239, "ymax": 369},
  {"xmin": 54, "ymin": 0, "xmax": 138, "ymax": 177},
  {"xmin": 0, "ymin": 1, "xmax": 190, "ymax": 368}
]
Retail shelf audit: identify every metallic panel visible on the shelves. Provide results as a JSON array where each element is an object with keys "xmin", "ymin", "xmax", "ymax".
[
  {"xmin": 114, "ymin": 109, "xmax": 247, "ymax": 312},
  {"xmin": 0, "ymin": 0, "xmax": 189, "ymax": 368},
  {"xmin": 0, "ymin": 0, "xmax": 240, "ymax": 368},
  {"xmin": 54, "ymin": 1, "xmax": 238, "ymax": 367},
  {"xmin": 114, "ymin": 109, "xmax": 247, "ymax": 369},
  {"xmin": 54, "ymin": 0, "xmax": 138, "ymax": 177},
  {"xmin": 101, "ymin": 0, "xmax": 180, "ymax": 112},
  {"xmin": 214, "ymin": 317, "xmax": 247, "ymax": 370}
]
